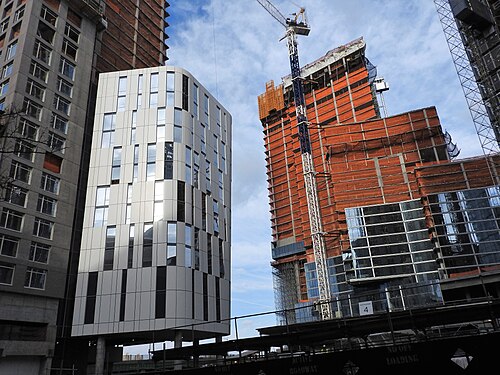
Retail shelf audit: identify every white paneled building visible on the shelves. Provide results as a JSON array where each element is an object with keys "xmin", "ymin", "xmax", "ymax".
[{"xmin": 72, "ymin": 66, "xmax": 231, "ymax": 345}]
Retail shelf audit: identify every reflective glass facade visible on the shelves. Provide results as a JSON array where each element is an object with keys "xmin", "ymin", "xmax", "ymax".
[{"xmin": 429, "ymin": 186, "xmax": 500, "ymax": 277}]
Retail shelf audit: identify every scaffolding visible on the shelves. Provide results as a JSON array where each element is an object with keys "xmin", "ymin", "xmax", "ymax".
[
  {"xmin": 434, "ymin": 0, "xmax": 500, "ymax": 182},
  {"xmin": 273, "ymin": 260, "xmax": 301, "ymax": 325}
]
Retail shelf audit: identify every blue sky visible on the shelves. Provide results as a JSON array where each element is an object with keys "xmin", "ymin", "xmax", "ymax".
[{"xmin": 127, "ymin": 0, "xmax": 482, "ymax": 354}]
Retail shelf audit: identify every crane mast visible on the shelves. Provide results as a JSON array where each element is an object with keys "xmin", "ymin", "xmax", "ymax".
[{"xmin": 257, "ymin": 0, "xmax": 332, "ymax": 320}]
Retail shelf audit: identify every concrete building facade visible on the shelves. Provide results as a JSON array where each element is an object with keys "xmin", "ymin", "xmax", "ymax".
[
  {"xmin": 72, "ymin": 66, "xmax": 231, "ymax": 365},
  {"xmin": 0, "ymin": 0, "xmax": 169, "ymax": 373},
  {"xmin": 258, "ymin": 37, "xmax": 500, "ymax": 323}
]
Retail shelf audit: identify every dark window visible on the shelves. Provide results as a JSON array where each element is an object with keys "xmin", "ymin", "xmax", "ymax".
[
  {"xmin": 207, "ymin": 234, "xmax": 212, "ymax": 274},
  {"xmin": 119, "ymin": 269, "xmax": 127, "ymax": 321},
  {"xmin": 143, "ymin": 223, "xmax": 153, "ymax": 267},
  {"xmin": 219, "ymin": 239, "xmax": 225, "ymax": 278},
  {"xmin": 215, "ymin": 277, "xmax": 221, "ymax": 322},
  {"xmin": 182, "ymin": 74, "xmax": 189, "ymax": 111},
  {"xmin": 103, "ymin": 226, "xmax": 115, "ymax": 271},
  {"xmin": 164, "ymin": 142, "xmax": 173, "ymax": 179},
  {"xmin": 155, "ymin": 266, "xmax": 166, "ymax": 319},
  {"xmin": 84, "ymin": 272, "xmax": 98, "ymax": 324},
  {"xmin": 177, "ymin": 181, "xmax": 185, "ymax": 222},
  {"xmin": 203, "ymin": 273, "xmax": 208, "ymax": 321},
  {"xmin": 128, "ymin": 225, "xmax": 134, "ymax": 269}
]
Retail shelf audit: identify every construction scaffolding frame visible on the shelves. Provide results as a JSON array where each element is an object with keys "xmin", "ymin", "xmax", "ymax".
[{"xmin": 434, "ymin": 0, "xmax": 500, "ymax": 182}]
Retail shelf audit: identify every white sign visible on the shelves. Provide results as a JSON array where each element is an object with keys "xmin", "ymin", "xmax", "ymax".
[{"xmin": 359, "ymin": 301, "xmax": 374, "ymax": 316}]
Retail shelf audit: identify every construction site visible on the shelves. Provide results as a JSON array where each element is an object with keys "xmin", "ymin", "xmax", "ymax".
[
  {"xmin": 63, "ymin": 1, "xmax": 500, "ymax": 373},
  {"xmin": 258, "ymin": 28, "xmax": 500, "ymax": 324}
]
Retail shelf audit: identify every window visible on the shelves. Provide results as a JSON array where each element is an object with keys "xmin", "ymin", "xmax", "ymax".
[
  {"xmin": 177, "ymin": 181, "xmax": 185, "ymax": 222},
  {"xmin": 5, "ymin": 185, "xmax": 27, "ymax": 207},
  {"xmin": 40, "ymin": 172, "xmax": 59, "ymax": 194},
  {"xmin": 213, "ymin": 200, "xmax": 219, "ymax": 234},
  {"xmin": 14, "ymin": 140, "xmax": 35, "ymax": 161},
  {"xmin": 64, "ymin": 23, "xmax": 79, "ymax": 43},
  {"xmin": 216, "ymin": 106, "xmax": 222, "ymax": 135},
  {"xmin": 207, "ymin": 233, "xmax": 212, "ymax": 274},
  {"xmin": 0, "ymin": 208, "xmax": 23, "ymax": 231},
  {"xmin": 0, "ymin": 80, "xmax": 9, "ymax": 97},
  {"xmin": 192, "ymin": 82, "xmax": 198, "ymax": 118},
  {"xmin": 37, "ymin": 194, "xmax": 56, "ymax": 216},
  {"xmin": 185, "ymin": 147, "xmax": 192, "ymax": 184},
  {"xmin": 94, "ymin": 186, "xmax": 110, "ymax": 227},
  {"xmin": 167, "ymin": 222, "xmax": 176, "ymax": 265},
  {"xmin": 57, "ymin": 77, "xmax": 72, "ymax": 97},
  {"xmin": 43, "ymin": 152, "xmax": 62, "ymax": 173},
  {"xmin": 26, "ymin": 79, "xmax": 45, "ymax": 100},
  {"xmin": 133, "ymin": 145, "xmax": 139, "ymax": 182},
  {"xmin": 206, "ymin": 160, "xmax": 211, "ymax": 193},
  {"xmin": 213, "ymin": 134, "xmax": 218, "ymax": 168},
  {"xmin": 33, "ymin": 217, "xmax": 53, "ymax": 239},
  {"xmin": 167, "ymin": 72, "xmax": 175, "ymax": 105},
  {"xmin": 155, "ymin": 266, "xmax": 166, "ymax": 318},
  {"xmin": 0, "ymin": 19, "xmax": 8, "ymax": 34},
  {"xmin": 117, "ymin": 76, "xmax": 126, "ymax": 111},
  {"xmin": 53, "ymin": 94, "xmax": 70, "ymax": 115},
  {"xmin": 6, "ymin": 41, "xmax": 17, "ymax": 60},
  {"xmin": 10, "ymin": 161, "xmax": 31, "ymax": 183},
  {"xmin": 174, "ymin": 108, "xmax": 182, "ymax": 143},
  {"xmin": 59, "ymin": 58, "xmax": 75, "ymax": 80},
  {"xmin": 193, "ymin": 152, "xmax": 200, "ymax": 188},
  {"xmin": 185, "ymin": 225, "xmax": 192, "ymax": 268},
  {"xmin": 0, "ymin": 235, "xmax": 18, "ymax": 257},
  {"xmin": 164, "ymin": 142, "xmax": 173, "ymax": 180},
  {"xmin": 24, "ymin": 266, "xmax": 47, "ymax": 289},
  {"xmin": 154, "ymin": 181, "xmax": 163, "ymax": 222},
  {"xmin": 203, "ymin": 93, "xmax": 209, "ymax": 123},
  {"xmin": 142, "ymin": 223, "xmax": 153, "ymax": 267},
  {"xmin": 23, "ymin": 98, "xmax": 42, "ymax": 120},
  {"xmin": 200, "ymin": 123, "xmax": 206, "ymax": 154},
  {"xmin": 146, "ymin": 143, "xmax": 156, "ymax": 181},
  {"xmin": 0, "ymin": 262, "xmax": 14, "ymax": 285},
  {"xmin": 131, "ymin": 110, "xmax": 137, "ymax": 144},
  {"xmin": 2, "ymin": 61, "xmax": 13, "ymax": 78},
  {"xmin": 137, "ymin": 74, "xmax": 143, "ymax": 109},
  {"xmin": 125, "ymin": 184, "xmax": 132, "ymax": 224},
  {"xmin": 14, "ymin": 5, "xmax": 25, "ymax": 22},
  {"xmin": 156, "ymin": 107, "xmax": 165, "ymax": 141},
  {"xmin": 50, "ymin": 113, "xmax": 68, "ymax": 134},
  {"xmin": 111, "ymin": 147, "xmax": 121, "ymax": 184},
  {"xmin": 62, "ymin": 39, "xmax": 77, "ymax": 60},
  {"xmin": 84, "ymin": 272, "xmax": 98, "ymax": 324},
  {"xmin": 40, "ymin": 5, "xmax": 57, "ymax": 26},
  {"xmin": 128, "ymin": 225, "xmax": 134, "ymax": 268},
  {"xmin": 149, "ymin": 73, "xmax": 158, "ymax": 107},
  {"xmin": 18, "ymin": 118, "xmax": 39, "ymax": 140},
  {"xmin": 218, "ymin": 170, "xmax": 223, "ymax": 201},
  {"xmin": 221, "ymin": 142, "xmax": 226, "ymax": 173},
  {"xmin": 37, "ymin": 21, "xmax": 55, "ymax": 44},
  {"xmin": 104, "ymin": 226, "xmax": 115, "ymax": 270},
  {"xmin": 101, "ymin": 113, "xmax": 116, "ymax": 148},
  {"xmin": 29, "ymin": 242, "xmax": 50, "ymax": 263},
  {"xmin": 29, "ymin": 60, "xmax": 48, "ymax": 82},
  {"xmin": 48, "ymin": 132, "xmax": 65, "ymax": 153},
  {"xmin": 33, "ymin": 40, "xmax": 51, "ymax": 63}
]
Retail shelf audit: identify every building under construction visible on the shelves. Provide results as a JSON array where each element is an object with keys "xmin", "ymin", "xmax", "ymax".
[{"xmin": 258, "ymin": 37, "xmax": 500, "ymax": 323}]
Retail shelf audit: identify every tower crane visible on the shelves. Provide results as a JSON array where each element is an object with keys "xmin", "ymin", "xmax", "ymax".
[{"xmin": 257, "ymin": 0, "xmax": 333, "ymax": 320}]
